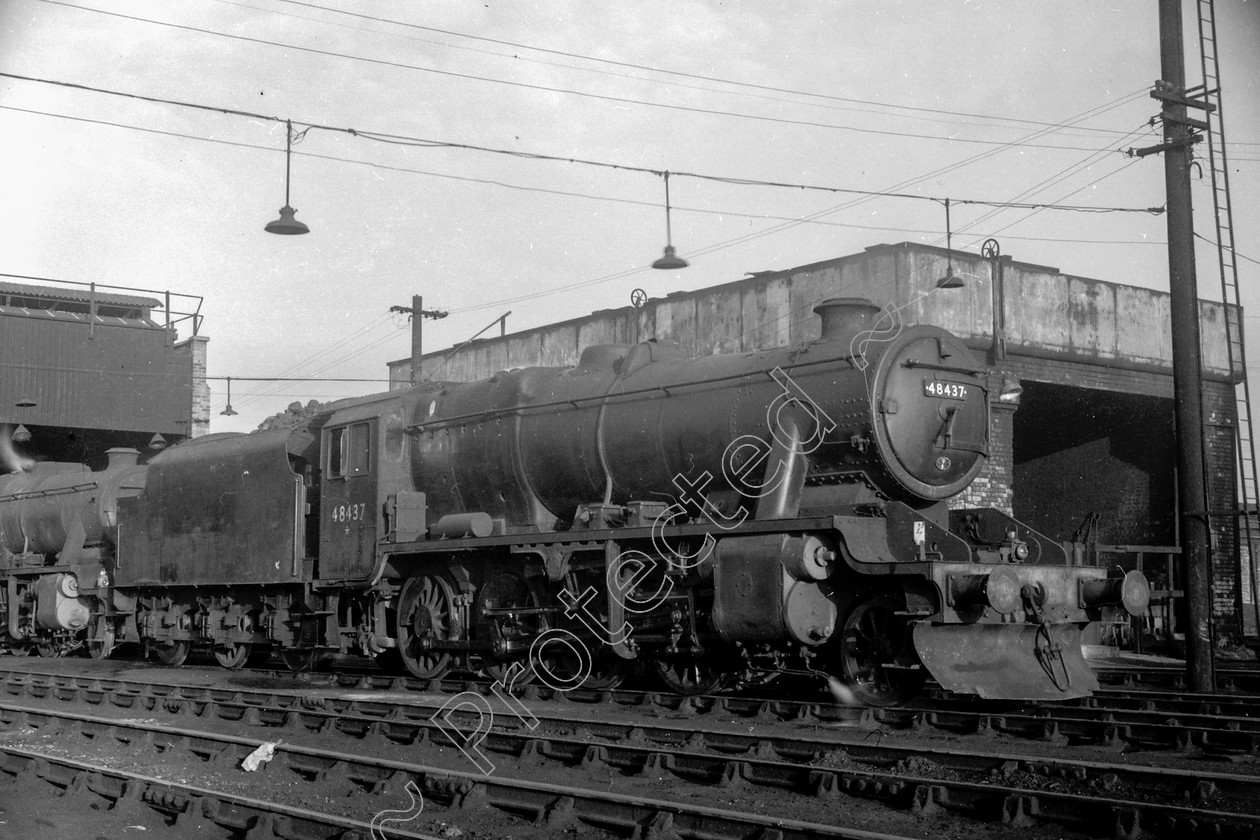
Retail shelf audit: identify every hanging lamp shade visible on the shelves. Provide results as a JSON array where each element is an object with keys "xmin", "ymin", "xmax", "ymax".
[
  {"xmin": 11, "ymin": 424, "xmax": 31, "ymax": 444},
  {"xmin": 265, "ymin": 205, "xmax": 309, "ymax": 235},
  {"xmin": 265, "ymin": 119, "xmax": 310, "ymax": 235},
  {"xmin": 220, "ymin": 377, "xmax": 239, "ymax": 416},
  {"xmin": 935, "ymin": 196, "xmax": 962, "ymax": 288},
  {"xmin": 15, "ymin": 396, "xmax": 36, "ymax": 408},
  {"xmin": 652, "ymin": 245, "xmax": 689, "ymax": 270},
  {"xmin": 650, "ymin": 171, "xmax": 688, "ymax": 270}
]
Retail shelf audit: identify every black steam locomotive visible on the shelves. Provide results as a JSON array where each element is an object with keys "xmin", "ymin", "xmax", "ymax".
[{"xmin": 0, "ymin": 298, "xmax": 1148, "ymax": 704}]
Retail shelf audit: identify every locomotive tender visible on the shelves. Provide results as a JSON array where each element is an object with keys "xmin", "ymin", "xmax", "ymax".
[{"xmin": 0, "ymin": 298, "xmax": 1148, "ymax": 704}]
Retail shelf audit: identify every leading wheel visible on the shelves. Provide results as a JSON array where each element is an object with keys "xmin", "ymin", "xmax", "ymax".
[
  {"xmin": 214, "ymin": 643, "xmax": 252, "ymax": 670},
  {"xmin": 397, "ymin": 574, "xmax": 456, "ymax": 680},
  {"xmin": 836, "ymin": 595, "xmax": 926, "ymax": 707}
]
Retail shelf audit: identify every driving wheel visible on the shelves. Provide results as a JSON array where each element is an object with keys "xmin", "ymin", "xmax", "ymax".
[{"xmin": 397, "ymin": 573, "xmax": 456, "ymax": 680}]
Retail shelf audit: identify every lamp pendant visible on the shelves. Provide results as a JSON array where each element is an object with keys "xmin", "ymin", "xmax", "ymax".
[
  {"xmin": 935, "ymin": 197, "xmax": 963, "ymax": 289},
  {"xmin": 221, "ymin": 377, "xmax": 239, "ymax": 416},
  {"xmin": 265, "ymin": 119, "xmax": 310, "ymax": 235},
  {"xmin": 651, "ymin": 171, "xmax": 688, "ymax": 270}
]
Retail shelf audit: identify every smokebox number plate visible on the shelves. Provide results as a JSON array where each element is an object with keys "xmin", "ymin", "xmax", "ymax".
[{"xmin": 923, "ymin": 380, "xmax": 968, "ymax": 400}]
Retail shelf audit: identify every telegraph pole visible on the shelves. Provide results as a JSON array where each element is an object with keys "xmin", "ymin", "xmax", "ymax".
[
  {"xmin": 1139, "ymin": 0, "xmax": 1215, "ymax": 691},
  {"xmin": 389, "ymin": 295, "xmax": 448, "ymax": 385}
]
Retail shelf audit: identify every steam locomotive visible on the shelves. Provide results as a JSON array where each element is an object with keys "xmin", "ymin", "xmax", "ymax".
[{"xmin": 0, "ymin": 298, "xmax": 1148, "ymax": 704}]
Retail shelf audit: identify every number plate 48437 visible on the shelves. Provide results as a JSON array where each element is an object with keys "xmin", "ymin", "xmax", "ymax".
[{"xmin": 924, "ymin": 380, "xmax": 968, "ymax": 399}]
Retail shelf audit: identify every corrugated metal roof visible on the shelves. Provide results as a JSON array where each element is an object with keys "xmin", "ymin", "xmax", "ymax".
[
  {"xmin": 0, "ymin": 280, "xmax": 160, "ymax": 309},
  {"xmin": 0, "ymin": 306, "xmax": 159, "ymax": 328}
]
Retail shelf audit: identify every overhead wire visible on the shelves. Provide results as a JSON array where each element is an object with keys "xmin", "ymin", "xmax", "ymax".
[
  {"xmin": 659, "ymin": 93, "xmax": 1156, "ymax": 267},
  {"xmin": 265, "ymin": 0, "xmax": 1260, "ymax": 158},
  {"xmin": 0, "ymin": 20, "xmax": 1171, "ymax": 342},
  {"xmin": 441, "ymin": 90, "xmax": 1157, "ymax": 314},
  {"xmin": 0, "ymin": 103, "xmax": 1167, "ymax": 253},
  {"xmin": 33, "ymin": 1, "xmax": 1152, "ymax": 154},
  {"xmin": 0, "ymin": 77, "xmax": 1161, "ymax": 214},
  {"xmin": 166, "ymin": 1, "xmax": 1260, "ymax": 162},
  {"xmin": 5, "ymin": 3, "xmax": 1245, "ymax": 417},
  {"xmin": 0, "ymin": 74, "xmax": 1158, "ymax": 325},
  {"xmin": 1195, "ymin": 232, "xmax": 1260, "ymax": 269},
  {"xmin": 985, "ymin": 158, "xmax": 1150, "ymax": 241},
  {"xmin": 229, "ymin": 312, "xmax": 399, "ymax": 408},
  {"xmin": 952, "ymin": 120, "xmax": 1160, "ymax": 246},
  {"xmin": 209, "ymin": 0, "xmax": 1137, "ymax": 142}
]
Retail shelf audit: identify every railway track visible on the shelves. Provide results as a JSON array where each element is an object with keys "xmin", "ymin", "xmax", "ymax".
[
  {"xmin": 4, "ymin": 658, "xmax": 1260, "ymax": 755},
  {"xmin": 1093, "ymin": 662, "xmax": 1260, "ymax": 694},
  {"xmin": 1, "ymin": 701, "xmax": 934, "ymax": 840},
  {"xmin": 1, "ymin": 662, "xmax": 1258, "ymax": 838},
  {"xmin": 14, "ymin": 649, "xmax": 1257, "ymax": 713},
  {"xmin": 226, "ymin": 656, "xmax": 1260, "ymax": 720}
]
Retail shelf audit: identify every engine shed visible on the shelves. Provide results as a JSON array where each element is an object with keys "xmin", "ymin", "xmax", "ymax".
[
  {"xmin": 0, "ymin": 279, "xmax": 209, "ymax": 469},
  {"xmin": 388, "ymin": 241, "xmax": 1250, "ymax": 645}
]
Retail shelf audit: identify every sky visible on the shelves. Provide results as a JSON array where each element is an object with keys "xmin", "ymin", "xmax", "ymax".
[{"xmin": 1, "ymin": 0, "xmax": 1258, "ymax": 435}]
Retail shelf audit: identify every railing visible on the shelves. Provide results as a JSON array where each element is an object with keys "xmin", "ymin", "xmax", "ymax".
[{"xmin": 0, "ymin": 272, "xmax": 204, "ymax": 337}]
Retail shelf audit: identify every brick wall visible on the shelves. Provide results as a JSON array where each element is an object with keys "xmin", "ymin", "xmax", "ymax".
[
  {"xmin": 1240, "ymin": 517, "xmax": 1259, "ymax": 636},
  {"xmin": 1003, "ymin": 353, "xmax": 1174, "ymax": 399},
  {"xmin": 954, "ymin": 395, "xmax": 1015, "ymax": 515},
  {"xmin": 176, "ymin": 335, "xmax": 210, "ymax": 438}
]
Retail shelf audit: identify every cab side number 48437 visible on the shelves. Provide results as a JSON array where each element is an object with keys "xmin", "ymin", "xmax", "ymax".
[{"xmin": 332, "ymin": 503, "xmax": 367, "ymax": 523}]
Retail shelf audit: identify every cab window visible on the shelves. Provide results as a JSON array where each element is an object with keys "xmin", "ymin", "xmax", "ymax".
[{"xmin": 329, "ymin": 423, "xmax": 371, "ymax": 477}]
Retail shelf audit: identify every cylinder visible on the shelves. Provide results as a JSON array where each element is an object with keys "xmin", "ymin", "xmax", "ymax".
[
  {"xmin": 34, "ymin": 573, "xmax": 90, "ymax": 631},
  {"xmin": 780, "ymin": 535, "xmax": 836, "ymax": 582}
]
